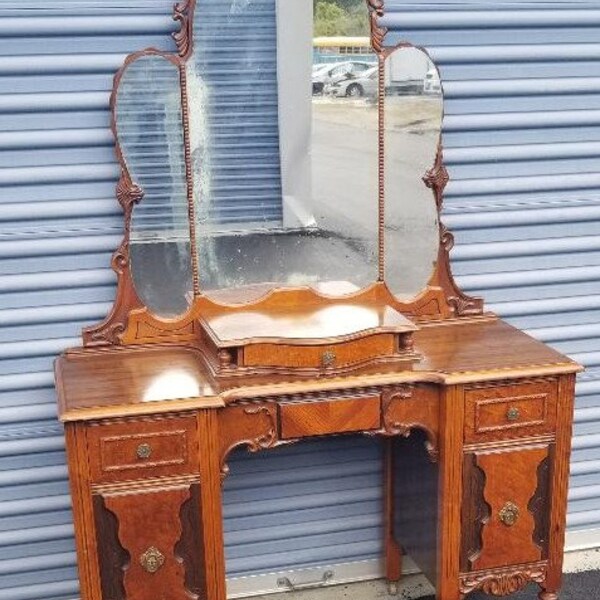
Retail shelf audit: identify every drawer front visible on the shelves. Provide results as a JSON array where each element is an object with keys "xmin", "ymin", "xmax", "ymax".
[
  {"xmin": 243, "ymin": 334, "xmax": 396, "ymax": 370},
  {"xmin": 465, "ymin": 380, "xmax": 557, "ymax": 443},
  {"xmin": 87, "ymin": 414, "xmax": 198, "ymax": 483},
  {"xmin": 280, "ymin": 395, "xmax": 381, "ymax": 439}
]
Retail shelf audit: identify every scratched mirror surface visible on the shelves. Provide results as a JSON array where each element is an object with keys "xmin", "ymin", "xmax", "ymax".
[
  {"xmin": 383, "ymin": 46, "xmax": 442, "ymax": 298},
  {"xmin": 116, "ymin": 54, "xmax": 193, "ymax": 317},
  {"xmin": 188, "ymin": 0, "xmax": 378, "ymax": 301}
]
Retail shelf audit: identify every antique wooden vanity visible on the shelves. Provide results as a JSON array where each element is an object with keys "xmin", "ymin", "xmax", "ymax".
[{"xmin": 53, "ymin": 2, "xmax": 582, "ymax": 599}]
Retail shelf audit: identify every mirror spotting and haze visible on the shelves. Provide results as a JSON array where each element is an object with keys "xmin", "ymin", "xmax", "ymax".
[
  {"xmin": 188, "ymin": 0, "xmax": 378, "ymax": 299},
  {"xmin": 384, "ymin": 47, "xmax": 442, "ymax": 297},
  {"xmin": 116, "ymin": 54, "xmax": 193, "ymax": 316},
  {"xmin": 116, "ymin": 0, "xmax": 442, "ymax": 314}
]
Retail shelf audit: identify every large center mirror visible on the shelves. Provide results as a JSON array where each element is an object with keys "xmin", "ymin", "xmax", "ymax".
[{"xmin": 115, "ymin": 0, "xmax": 442, "ymax": 316}]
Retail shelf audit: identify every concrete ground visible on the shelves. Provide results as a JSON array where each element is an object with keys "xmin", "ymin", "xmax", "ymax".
[{"xmin": 253, "ymin": 571, "xmax": 600, "ymax": 600}]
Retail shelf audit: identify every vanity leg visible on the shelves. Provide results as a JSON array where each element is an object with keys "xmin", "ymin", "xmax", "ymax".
[
  {"xmin": 198, "ymin": 409, "xmax": 228, "ymax": 600},
  {"xmin": 384, "ymin": 438, "xmax": 402, "ymax": 594},
  {"xmin": 538, "ymin": 375, "xmax": 576, "ymax": 600},
  {"xmin": 436, "ymin": 386, "xmax": 465, "ymax": 600}
]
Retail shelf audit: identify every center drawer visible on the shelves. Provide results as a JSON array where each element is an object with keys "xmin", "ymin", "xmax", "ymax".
[
  {"xmin": 86, "ymin": 413, "xmax": 199, "ymax": 483},
  {"xmin": 279, "ymin": 395, "xmax": 381, "ymax": 439}
]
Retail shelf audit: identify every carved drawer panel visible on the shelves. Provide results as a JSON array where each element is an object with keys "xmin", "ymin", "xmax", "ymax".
[
  {"xmin": 465, "ymin": 379, "xmax": 557, "ymax": 444},
  {"xmin": 87, "ymin": 414, "xmax": 199, "ymax": 483},
  {"xmin": 280, "ymin": 395, "xmax": 381, "ymax": 439}
]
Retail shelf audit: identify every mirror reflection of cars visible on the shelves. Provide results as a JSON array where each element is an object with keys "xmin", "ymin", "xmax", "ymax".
[
  {"xmin": 312, "ymin": 61, "xmax": 373, "ymax": 95},
  {"xmin": 326, "ymin": 65, "xmax": 378, "ymax": 98},
  {"xmin": 424, "ymin": 68, "xmax": 441, "ymax": 95}
]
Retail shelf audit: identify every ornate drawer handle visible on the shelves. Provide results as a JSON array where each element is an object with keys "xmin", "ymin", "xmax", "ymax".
[
  {"xmin": 140, "ymin": 546, "xmax": 165, "ymax": 573},
  {"xmin": 506, "ymin": 407, "xmax": 520, "ymax": 422},
  {"xmin": 499, "ymin": 501, "xmax": 520, "ymax": 527},
  {"xmin": 321, "ymin": 350, "xmax": 336, "ymax": 368},
  {"xmin": 136, "ymin": 443, "xmax": 152, "ymax": 460}
]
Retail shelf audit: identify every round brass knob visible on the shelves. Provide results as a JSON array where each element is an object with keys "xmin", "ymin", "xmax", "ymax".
[
  {"xmin": 499, "ymin": 501, "xmax": 519, "ymax": 527},
  {"xmin": 136, "ymin": 443, "xmax": 152, "ymax": 460},
  {"xmin": 506, "ymin": 407, "xmax": 520, "ymax": 422}
]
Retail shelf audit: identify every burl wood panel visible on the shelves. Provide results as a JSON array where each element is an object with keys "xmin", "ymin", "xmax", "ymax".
[
  {"xmin": 87, "ymin": 414, "xmax": 199, "ymax": 484},
  {"xmin": 464, "ymin": 379, "xmax": 557, "ymax": 444},
  {"xmin": 100, "ymin": 485, "xmax": 198, "ymax": 600},
  {"xmin": 280, "ymin": 396, "xmax": 381, "ymax": 439},
  {"xmin": 243, "ymin": 334, "xmax": 397, "ymax": 369},
  {"xmin": 93, "ymin": 495, "xmax": 130, "ymax": 600},
  {"xmin": 470, "ymin": 445, "xmax": 549, "ymax": 571},
  {"xmin": 461, "ymin": 453, "xmax": 490, "ymax": 572},
  {"xmin": 175, "ymin": 483, "xmax": 207, "ymax": 599}
]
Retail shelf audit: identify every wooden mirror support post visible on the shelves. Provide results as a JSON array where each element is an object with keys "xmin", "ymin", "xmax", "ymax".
[{"xmin": 54, "ymin": 2, "xmax": 582, "ymax": 600}]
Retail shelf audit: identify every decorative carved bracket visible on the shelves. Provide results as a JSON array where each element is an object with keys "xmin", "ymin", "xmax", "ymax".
[
  {"xmin": 377, "ymin": 386, "xmax": 440, "ymax": 461},
  {"xmin": 218, "ymin": 404, "xmax": 281, "ymax": 481},
  {"xmin": 459, "ymin": 562, "xmax": 547, "ymax": 596}
]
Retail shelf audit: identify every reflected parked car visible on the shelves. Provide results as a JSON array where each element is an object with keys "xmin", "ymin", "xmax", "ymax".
[
  {"xmin": 312, "ymin": 61, "xmax": 373, "ymax": 95},
  {"xmin": 424, "ymin": 67, "xmax": 441, "ymax": 95},
  {"xmin": 326, "ymin": 65, "xmax": 378, "ymax": 98}
]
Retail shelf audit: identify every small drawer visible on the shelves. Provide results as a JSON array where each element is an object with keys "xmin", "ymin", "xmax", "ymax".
[
  {"xmin": 465, "ymin": 380, "xmax": 557, "ymax": 444},
  {"xmin": 87, "ymin": 414, "xmax": 198, "ymax": 483},
  {"xmin": 243, "ymin": 334, "xmax": 396, "ymax": 370},
  {"xmin": 280, "ymin": 395, "xmax": 381, "ymax": 439}
]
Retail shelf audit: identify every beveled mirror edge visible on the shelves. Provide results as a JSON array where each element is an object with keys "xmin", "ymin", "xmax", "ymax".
[{"xmin": 82, "ymin": 0, "xmax": 485, "ymax": 349}]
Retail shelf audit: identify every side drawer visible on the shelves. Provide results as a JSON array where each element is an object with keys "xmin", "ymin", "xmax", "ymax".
[
  {"xmin": 87, "ymin": 413, "xmax": 199, "ymax": 483},
  {"xmin": 280, "ymin": 395, "xmax": 381, "ymax": 439},
  {"xmin": 464, "ymin": 379, "xmax": 557, "ymax": 444}
]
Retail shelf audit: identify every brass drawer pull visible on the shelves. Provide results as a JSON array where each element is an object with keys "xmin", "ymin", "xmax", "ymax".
[
  {"xmin": 136, "ymin": 443, "xmax": 152, "ymax": 460},
  {"xmin": 499, "ymin": 501, "xmax": 520, "ymax": 527},
  {"xmin": 321, "ymin": 350, "xmax": 336, "ymax": 368},
  {"xmin": 140, "ymin": 546, "xmax": 165, "ymax": 573},
  {"xmin": 506, "ymin": 407, "xmax": 520, "ymax": 422}
]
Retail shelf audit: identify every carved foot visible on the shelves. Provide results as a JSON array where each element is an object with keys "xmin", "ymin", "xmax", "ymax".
[{"xmin": 539, "ymin": 592, "xmax": 558, "ymax": 600}]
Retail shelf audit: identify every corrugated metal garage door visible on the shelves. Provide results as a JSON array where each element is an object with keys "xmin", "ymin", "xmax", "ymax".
[{"xmin": 0, "ymin": 2, "xmax": 599, "ymax": 599}]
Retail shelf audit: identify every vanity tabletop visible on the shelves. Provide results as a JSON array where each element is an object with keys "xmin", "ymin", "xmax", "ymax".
[{"xmin": 55, "ymin": 317, "xmax": 582, "ymax": 422}]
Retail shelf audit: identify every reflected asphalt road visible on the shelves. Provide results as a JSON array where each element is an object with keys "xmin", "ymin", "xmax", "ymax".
[{"xmin": 312, "ymin": 96, "xmax": 441, "ymax": 296}]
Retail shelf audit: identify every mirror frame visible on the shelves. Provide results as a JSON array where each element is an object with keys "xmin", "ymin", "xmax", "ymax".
[{"xmin": 83, "ymin": 0, "xmax": 483, "ymax": 348}]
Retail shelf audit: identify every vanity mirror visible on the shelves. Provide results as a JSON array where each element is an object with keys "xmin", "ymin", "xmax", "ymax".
[{"xmin": 87, "ymin": 0, "xmax": 482, "ymax": 359}]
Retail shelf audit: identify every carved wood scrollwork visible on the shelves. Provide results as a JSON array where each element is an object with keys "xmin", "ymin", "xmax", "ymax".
[
  {"xmin": 459, "ymin": 562, "xmax": 547, "ymax": 596},
  {"xmin": 173, "ymin": 0, "xmax": 195, "ymax": 59},
  {"xmin": 82, "ymin": 171, "xmax": 144, "ymax": 346},
  {"xmin": 366, "ymin": 0, "xmax": 387, "ymax": 54},
  {"xmin": 218, "ymin": 404, "xmax": 282, "ymax": 481},
  {"xmin": 378, "ymin": 386, "xmax": 440, "ymax": 461}
]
